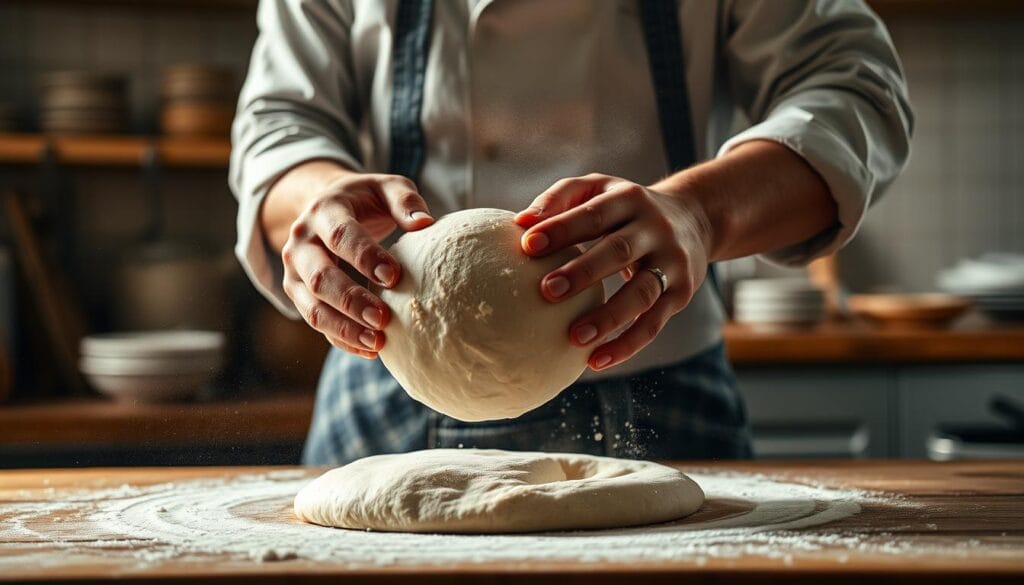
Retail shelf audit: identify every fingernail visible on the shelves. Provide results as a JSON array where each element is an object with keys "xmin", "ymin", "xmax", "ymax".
[
  {"xmin": 545, "ymin": 275, "xmax": 570, "ymax": 298},
  {"xmin": 524, "ymin": 232, "xmax": 549, "ymax": 253},
  {"xmin": 374, "ymin": 263, "xmax": 396, "ymax": 286},
  {"xmin": 574, "ymin": 324, "xmax": 598, "ymax": 344},
  {"xmin": 592, "ymin": 354, "xmax": 613, "ymax": 369},
  {"xmin": 359, "ymin": 330, "xmax": 377, "ymax": 350},
  {"xmin": 362, "ymin": 307, "xmax": 383, "ymax": 329},
  {"xmin": 410, "ymin": 210, "xmax": 431, "ymax": 221}
]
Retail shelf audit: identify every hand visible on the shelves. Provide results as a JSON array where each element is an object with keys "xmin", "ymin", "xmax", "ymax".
[
  {"xmin": 281, "ymin": 172, "xmax": 434, "ymax": 359},
  {"xmin": 514, "ymin": 173, "xmax": 712, "ymax": 371}
]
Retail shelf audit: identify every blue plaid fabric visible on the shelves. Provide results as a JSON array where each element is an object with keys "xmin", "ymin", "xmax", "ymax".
[{"xmin": 302, "ymin": 342, "xmax": 752, "ymax": 465}]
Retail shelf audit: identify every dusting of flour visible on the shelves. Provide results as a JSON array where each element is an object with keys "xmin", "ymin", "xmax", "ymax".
[{"xmin": 0, "ymin": 469, "xmax": 946, "ymax": 570}]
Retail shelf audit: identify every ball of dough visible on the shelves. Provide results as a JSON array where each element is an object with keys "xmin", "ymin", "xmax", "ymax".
[
  {"xmin": 374, "ymin": 208, "xmax": 603, "ymax": 422},
  {"xmin": 294, "ymin": 449, "xmax": 705, "ymax": 533}
]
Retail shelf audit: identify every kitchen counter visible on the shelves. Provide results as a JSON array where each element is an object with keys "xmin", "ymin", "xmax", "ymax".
[
  {"xmin": 2, "ymin": 321, "xmax": 1023, "ymax": 454},
  {"xmin": 723, "ymin": 318, "xmax": 1024, "ymax": 364},
  {"xmin": 1, "ymin": 459, "xmax": 1021, "ymax": 583},
  {"xmin": 0, "ymin": 392, "xmax": 314, "ymax": 450}
]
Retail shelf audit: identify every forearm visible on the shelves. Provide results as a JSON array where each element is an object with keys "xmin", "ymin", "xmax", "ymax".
[
  {"xmin": 260, "ymin": 160, "xmax": 358, "ymax": 252},
  {"xmin": 652, "ymin": 140, "xmax": 837, "ymax": 263}
]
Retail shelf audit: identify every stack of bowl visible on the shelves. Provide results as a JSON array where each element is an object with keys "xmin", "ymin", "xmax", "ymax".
[
  {"xmin": 160, "ymin": 64, "xmax": 236, "ymax": 137},
  {"xmin": 79, "ymin": 330, "xmax": 224, "ymax": 403},
  {"xmin": 937, "ymin": 253, "xmax": 1024, "ymax": 321},
  {"xmin": 733, "ymin": 278, "xmax": 826, "ymax": 328},
  {"xmin": 39, "ymin": 71, "xmax": 128, "ymax": 134}
]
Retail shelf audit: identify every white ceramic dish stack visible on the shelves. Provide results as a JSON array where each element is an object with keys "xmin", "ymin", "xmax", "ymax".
[
  {"xmin": 733, "ymin": 278, "xmax": 826, "ymax": 328},
  {"xmin": 79, "ymin": 330, "xmax": 224, "ymax": 403},
  {"xmin": 937, "ymin": 253, "xmax": 1024, "ymax": 322}
]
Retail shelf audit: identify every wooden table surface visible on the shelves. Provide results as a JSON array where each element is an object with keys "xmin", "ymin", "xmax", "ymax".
[{"xmin": 1, "ymin": 459, "xmax": 1022, "ymax": 583}]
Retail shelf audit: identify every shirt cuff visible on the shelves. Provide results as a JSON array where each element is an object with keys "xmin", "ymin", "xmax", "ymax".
[
  {"xmin": 716, "ymin": 105, "xmax": 874, "ymax": 266},
  {"xmin": 234, "ymin": 135, "xmax": 363, "ymax": 319}
]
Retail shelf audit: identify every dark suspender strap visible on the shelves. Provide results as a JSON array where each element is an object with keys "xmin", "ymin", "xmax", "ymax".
[
  {"xmin": 639, "ymin": 0, "xmax": 696, "ymax": 172},
  {"xmin": 388, "ymin": 0, "xmax": 434, "ymax": 179},
  {"xmin": 639, "ymin": 0, "xmax": 722, "ymax": 298}
]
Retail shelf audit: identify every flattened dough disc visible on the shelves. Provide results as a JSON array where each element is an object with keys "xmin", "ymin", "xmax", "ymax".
[{"xmin": 294, "ymin": 449, "xmax": 704, "ymax": 533}]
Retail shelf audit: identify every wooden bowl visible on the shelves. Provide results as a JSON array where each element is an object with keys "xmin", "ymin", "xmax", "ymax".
[{"xmin": 848, "ymin": 293, "xmax": 971, "ymax": 328}]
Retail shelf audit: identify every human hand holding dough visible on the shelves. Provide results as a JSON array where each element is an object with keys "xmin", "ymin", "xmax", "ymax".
[{"xmin": 372, "ymin": 208, "xmax": 604, "ymax": 422}]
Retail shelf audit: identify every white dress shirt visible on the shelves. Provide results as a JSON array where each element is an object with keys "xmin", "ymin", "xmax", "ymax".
[{"xmin": 230, "ymin": 0, "xmax": 912, "ymax": 377}]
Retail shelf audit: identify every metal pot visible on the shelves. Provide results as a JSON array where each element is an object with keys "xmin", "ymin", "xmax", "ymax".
[{"xmin": 115, "ymin": 242, "xmax": 237, "ymax": 332}]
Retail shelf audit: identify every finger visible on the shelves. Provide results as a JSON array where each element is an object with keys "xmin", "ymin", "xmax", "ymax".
[
  {"xmin": 284, "ymin": 275, "xmax": 383, "ymax": 351},
  {"xmin": 587, "ymin": 295, "xmax": 678, "ymax": 371},
  {"xmin": 521, "ymin": 187, "xmax": 637, "ymax": 257},
  {"xmin": 325, "ymin": 335, "xmax": 380, "ymax": 360},
  {"xmin": 307, "ymin": 205, "xmax": 401, "ymax": 288},
  {"xmin": 376, "ymin": 175, "xmax": 435, "ymax": 231},
  {"xmin": 539, "ymin": 227, "xmax": 650, "ymax": 302},
  {"xmin": 514, "ymin": 173, "xmax": 615, "ymax": 227},
  {"xmin": 568, "ymin": 267, "xmax": 665, "ymax": 346},
  {"xmin": 286, "ymin": 240, "xmax": 389, "ymax": 330}
]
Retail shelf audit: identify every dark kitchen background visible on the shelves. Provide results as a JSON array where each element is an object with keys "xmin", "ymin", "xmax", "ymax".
[{"xmin": 0, "ymin": 0, "xmax": 1022, "ymax": 467}]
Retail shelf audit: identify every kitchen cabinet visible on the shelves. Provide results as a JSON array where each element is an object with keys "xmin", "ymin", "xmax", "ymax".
[
  {"xmin": 736, "ymin": 368, "xmax": 892, "ymax": 458},
  {"xmin": 898, "ymin": 366, "xmax": 1024, "ymax": 458},
  {"xmin": 737, "ymin": 362, "xmax": 1024, "ymax": 459}
]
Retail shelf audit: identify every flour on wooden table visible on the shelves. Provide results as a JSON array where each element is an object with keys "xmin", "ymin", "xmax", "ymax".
[{"xmin": 0, "ymin": 469, "xmax": 1004, "ymax": 570}]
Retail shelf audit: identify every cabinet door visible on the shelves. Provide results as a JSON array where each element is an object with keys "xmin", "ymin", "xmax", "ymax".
[
  {"xmin": 898, "ymin": 366, "xmax": 1024, "ymax": 458},
  {"xmin": 735, "ymin": 368, "xmax": 893, "ymax": 458}
]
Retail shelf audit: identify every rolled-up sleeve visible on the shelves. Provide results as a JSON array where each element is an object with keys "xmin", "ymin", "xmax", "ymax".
[
  {"xmin": 717, "ymin": 0, "xmax": 913, "ymax": 265},
  {"xmin": 230, "ymin": 0, "xmax": 364, "ymax": 316}
]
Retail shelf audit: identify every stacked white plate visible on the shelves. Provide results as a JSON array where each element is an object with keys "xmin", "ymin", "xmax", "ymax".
[
  {"xmin": 937, "ymin": 253, "xmax": 1024, "ymax": 321},
  {"xmin": 733, "ymin": 278, "xmax": 826, "ymax": 327},
  {"xmin": 79, "ymin": 330, "xmax": 224, "ymax": 403}
]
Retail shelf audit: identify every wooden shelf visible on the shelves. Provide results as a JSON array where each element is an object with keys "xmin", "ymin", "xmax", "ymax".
[
  {"xmin": 0, "ymin": 392, "xmax": 314, "ymax": 448},
  {"xmin": 0, "ymin": 133, "xmax": 230, "ymax": 168},
  {"xmin": 724, "ymin": 318, "xmax": 1024, "ymax": 365},
  {"xmin": 868, "ymin": 0, "xmax": 1024, "ymax": 18}
]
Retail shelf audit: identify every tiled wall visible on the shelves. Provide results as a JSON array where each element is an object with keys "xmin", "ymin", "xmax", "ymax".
[
  {"xmin": 1, "ymin": 3, "xmax": 1022, "ymax": 295},
  {"xmin": 840, "ymin": 16, "xmax": 1024, "ymax": 292},
  {"xmin": 0, "ymin": 2, "xmax": 256, "ymax": 132}
]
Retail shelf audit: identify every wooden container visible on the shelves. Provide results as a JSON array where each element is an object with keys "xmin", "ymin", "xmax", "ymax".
[
  {"xmin": 38, "ymin": 71, "xmax": 128, "ymax": 135},
  {"xmin": 160, "ymin": 102, "xmax": 234, "ymax": 137},
  {"xmin": 161, "ymin": 64, "xmax": 236, "ymax": 102}
]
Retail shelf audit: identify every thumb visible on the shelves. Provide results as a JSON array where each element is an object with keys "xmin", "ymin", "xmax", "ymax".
[{"xmin": 378, "ymin": 176, "xmax": 435, "ymax": 231}]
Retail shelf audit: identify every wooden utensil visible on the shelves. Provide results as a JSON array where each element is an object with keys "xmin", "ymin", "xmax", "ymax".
[
  {"xmin": 1, "ymin": 191, "xmax": 86, "ymax": 394},
  {"xmin": 807, "ymin": 254, "xmax": 846, "ymax": 319}
]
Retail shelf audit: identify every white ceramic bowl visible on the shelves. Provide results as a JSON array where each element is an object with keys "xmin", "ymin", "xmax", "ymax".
[
  {"xmin": 80, "ymin": 330, "xmax": 224, "ymax": 359},
  {"xmin": 82, "ymin": 370, "xmax": 216, "ymax": 403},
  {"xmin": 79, "ymin": 353, "xmax": 223, "ymax": 376}
]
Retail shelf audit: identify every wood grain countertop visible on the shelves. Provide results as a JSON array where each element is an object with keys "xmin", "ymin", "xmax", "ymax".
[
  {"xmin": 0, "ymin": 393, "xmax": 315, "ymax": 449},
  {"xmin": 0, "ymin": 459, "xmax": 1021, "ymax": 583},
  {"xmin": 722, "ymin": 318, "xmax": 1024, "ymax": 364}
]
